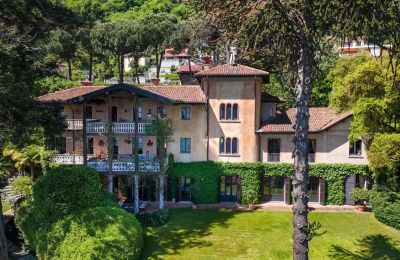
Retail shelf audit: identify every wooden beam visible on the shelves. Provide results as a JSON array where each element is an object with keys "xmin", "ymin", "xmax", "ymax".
[{"xmin": 82, "ymin": 102, "xmax": 88, "ymax": 166}]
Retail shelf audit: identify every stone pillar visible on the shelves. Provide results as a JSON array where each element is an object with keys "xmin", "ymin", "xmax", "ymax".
[
  {"xmin": 159, "ymin": 175, "xmax": 164, "ymax": 209},
  {"xmin": 284, "ymin": 177, "xmax": 291, "ymax": 205},
  {"xmin": 107, "ymin": 175, "xmax": 113, "ymax": 194},
  {"xmin": 134, "ymin": 175, "xmax": 139, "ymax": 214},
  {"xmin": 319, "ymin": 177, "xmax": 326, "ymax": 205}
]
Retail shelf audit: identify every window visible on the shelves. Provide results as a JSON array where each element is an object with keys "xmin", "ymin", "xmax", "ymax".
[
  {"xmin": 226, "ymin": 104, "xmax": 232, "ymax": 120},
  {"xmin": 232, "ymin": 104, "xmax": 238, "ymax": 120},
  {"xmin": 180, "ymin": 138, "xmax": 191, "ymax": 153},
  {"xmin": 136, "ymin": 137, "xmax": 143, "ymax": 154},
  {"xmin": 267, "ymin": 139, "xmax": 280, "ymax": 162},
  {"xmin": 226, "ymin": 138, "xmax": 231, "ymax": 153},
  {"xmin": 137, "ymin": 107, "xmax": 143, "ymax": 120},
  {"xmin": 157, "ymin": 107, "xmax": 167, "ymax": 118},
  {"xmin": 308, "ymin": 139, "xmax": 316, "ymax": 162},
  {"xmin": 85, "ymin": 106, "xmax": 92, "ymax": 119},
  {"xmin": 111, "ymin": 106, "xmax": 118, "ymax": 122},
  {"xmin": 87, "ymin": 137, "xmax": 94, "ymax": 154},
  {"xmin": 220, "ymin": 104, "xmax": 225, "ymax": 120},
  {"xmin": 267, "ymin": 105, "xmax": 274, "ymax": 118},
  {"xmin": 219, "ymin": 137, "xmax": 225, "ymax": 154},
  {"xmin": 232, "ymin": 138, "xmax": 238, "ymax": 154},
  {"xmin": 181, "ymin": 107, "xmax": 191, "ymax": 120},
  {"xmin": 113, "ymin": 139, "xmax": 118, "ymax": 159},
  {"xmin": 349, "ymin": 140, "xmax": 362, "ymax": 156}
]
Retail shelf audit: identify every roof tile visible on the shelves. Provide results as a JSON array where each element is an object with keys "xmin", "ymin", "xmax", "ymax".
[{"xmin": 195, "ymin": 64, "xmax": 269, "ymax": 77}]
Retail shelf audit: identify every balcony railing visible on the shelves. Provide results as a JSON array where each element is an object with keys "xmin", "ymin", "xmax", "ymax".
[
  {"xmin": 52, "ymin": 154, "xmax": 96, "ymax": 164},
  {"xmin": 309, "ymin": 154, "xmax": 316, "ymax": 163},
  {"xmin": 66, "ymin": 119, "xmax": 83, "ymax": 130},
  {"xmin": 267, "ymin": 153, "xmax": 280, "ymax": 162},
  {"xmin": 86, "ymin": 122, "xmax": 150, "ymax": 134},
  {"xmin": 87, "ymin": 161, "xmax": 160, "ymax": 173}
]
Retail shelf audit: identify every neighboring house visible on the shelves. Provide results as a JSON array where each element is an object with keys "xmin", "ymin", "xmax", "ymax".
[
  {"xmin": 337, "ymin": 38, "xmax": 391, "ymax": 57},
  {"xmin": 37, "ymin": 62, "xmax": 368, "ymax": 207}
]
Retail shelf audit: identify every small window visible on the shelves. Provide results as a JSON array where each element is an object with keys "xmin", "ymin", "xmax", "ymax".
[
  {"xmin": 85, "ymin": 106, "xmax": 93, "ymax": 119},
  {"xmin": 267, "ymin": 105, "xmax": 274, "ymax": 118},
  {"xmin": 232, "ymin": 138, "xmax": 238, "ymax": 154},
  {"xmin": 181, "ymin": 107, "xmax": 191, "ymax": 120},
  {"xmin": 268, "ymin": 139, "xmax": 280, "ymax": 162},
  {"xmin": 136, "ymin": 137, "xmax": 143, "ymax": 154},
  {"xmin": 226, "ymin": 138, "xmax": 231, "ymax": 154},
  {"xmin": 349, "ymin": 140, "xmax": 362, "ymax": 156},
  {"xmin": 232, "ymin": 104, "xmax": 238, "ymax": 120},
  {"xmin": 226, "ymin": 104, "xmax": 232, "ymax": 120},
  {"xmin": 137, "ymin": 107, "xmax": 143, "ymax": 120},
  {"xmin": 180, "ymin": 138, "xmax": 191, "ymax": 153},
  {"xmin": 308, "ymin": 139, "xmax": 316, "ymax": 154},
  {"xmin": 220, "ymin": 104, "xmax": 225, "ymax": 120},
  {"xmin": 219, "ymin": 137, "xmax": 225, "ymax": 154}
]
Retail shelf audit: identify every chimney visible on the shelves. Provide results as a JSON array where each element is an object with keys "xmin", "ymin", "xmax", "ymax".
[{"xmin": 229, "ymin": 46, "xmax": 237, "ymax": 65}]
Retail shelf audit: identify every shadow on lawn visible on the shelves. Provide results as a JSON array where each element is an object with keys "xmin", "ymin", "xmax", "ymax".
[
  {"xmin": 141, "ymin": 209, "xmax": 252, "ymax": 259},
  {"xmin": 329, "ymin": 234, "xmax": 400, "ymax": 259}
]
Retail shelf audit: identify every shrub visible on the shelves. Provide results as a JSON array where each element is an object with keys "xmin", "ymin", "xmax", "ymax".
[
  {"xmin": 136, "ymin": 209, "xmax": 170, "ymax": 226},
  {"xmin": 370, "ymin": 189, "xmax": 400, "ymax": 230},
  {"xmin": 12, "ymin": 176, "xmax": 32, "ymax": 197},
  {"xmin": 350, "ymin": 188, "xmax": 370, "ymax": 205}
]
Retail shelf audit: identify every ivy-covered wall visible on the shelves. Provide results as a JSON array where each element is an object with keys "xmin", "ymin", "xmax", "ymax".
[{"xmin": 169, "ymin": 161, "xmax": 370, "ymax": 205}]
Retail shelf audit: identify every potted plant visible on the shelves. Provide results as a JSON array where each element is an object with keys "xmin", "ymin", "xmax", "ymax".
[{"xmin": 351, "ymin": 188, "xmax": 370, "ymax": 212}]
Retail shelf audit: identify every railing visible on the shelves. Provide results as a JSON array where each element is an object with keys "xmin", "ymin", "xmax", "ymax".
[
  {"xmin": 309, "ymin": 154, "xmax": 316, "ymax": 163},
  {"xmin": 86, "ymin": 122, "xmax": 150, "ymax": 134},
  {"xmin": 66, "ymin": 119, "xmax": 83, "ymax": 130},
  {"xmin": 52, "ymin": 154, "xmax": 96, "ymax": 164},
  {"xmin": 267, "ymin": 153, "xmax": 280, "ymax": 162},
  {"xmin": 87, "ymin": 161, "xmax": 160, "ymax": 173}
]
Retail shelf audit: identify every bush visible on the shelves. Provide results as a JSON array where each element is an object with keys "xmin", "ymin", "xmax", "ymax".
[
  {"xmin": 15, "ymin": 165, "xmax": 144, "ymax": 259},
  {"xmin": 350, "ymin": 188, "xmax": 370, "ymax": 205},
  {"xmin": 12, "ymin": 176, "xmax": 32, "ymax": 197},
  {"xmin": 370, "ymin": 189, "xmax": 400, "ymax": 230},
  {"xmin": 136, "ymin": 209, "xmax": 170, "ymax": 226}
]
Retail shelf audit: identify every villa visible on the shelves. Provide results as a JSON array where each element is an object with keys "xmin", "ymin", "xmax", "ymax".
[{"xmin": 37, "ymin": 61, "xmax": 369, "ymax": 211}]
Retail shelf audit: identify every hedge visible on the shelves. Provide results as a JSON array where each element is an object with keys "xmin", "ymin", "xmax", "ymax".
[
  {"xmin": 369, "ymin": 189, "xmax": 400, "ymax": 230},
  {"xmin": 169, "ymin": 162, "xmax": 370, "ymax": 205}
]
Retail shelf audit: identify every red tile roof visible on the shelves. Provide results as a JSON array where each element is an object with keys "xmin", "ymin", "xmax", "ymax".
[
  {"xmin": 146, "ymin": 85, "xmax": 205, "ymax": 103},
  {"xmin": 36, "ymin": 86, "xmax": 106, "ymax": 102},
  {"xmin": 176, "ymin": 64, "xmax": 202, "ymax": 73},
  {"xmin": 257, "ymin": 107, "xmax": 352, "ymax": 133},
  {"xmin": 195, "ymin": 64, "xmax": 269, "ymax": 77},
  {"xmin": 36, "ymin": 85, "xmax": 206, "ymax": 104}
]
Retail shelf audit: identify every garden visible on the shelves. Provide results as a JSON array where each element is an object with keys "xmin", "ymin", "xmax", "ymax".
[{"xmin": 142, "ymin": 208, "xmax": 400, "ymax": 259}]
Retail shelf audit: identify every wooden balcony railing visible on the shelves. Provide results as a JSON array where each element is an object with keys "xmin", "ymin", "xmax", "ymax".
[
  {"xmin": 66, "ymin": 119, "xmax": 83, "ymax": 130},
  {"xmin": 86, "ymin": 122, "xmax": 150, "ymax": 134},
  {"xmin": 52, "ymin": 154, "xmax": 96, "ymax": 164}
]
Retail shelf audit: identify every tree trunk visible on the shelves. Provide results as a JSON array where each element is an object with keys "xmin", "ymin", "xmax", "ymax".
[
  {"xmin": 0, "ymin": 197, "xmax": 8, "ymax": 260},
  {"xmin": 188, "ymin": 58, "xmax": 193, "ymax": 82},
  {"xmin": 292, "ymin": 41, "xmax": 313, "ymax": 260},
  {"xmin": 155, "ymin": 50, "xmax": 160, "ymax": 79},
  {"xmin": 88, "ymin": 51, "xmax": 93, "ymax": 82},
  {"xmin": 117, "ymin": 55, "xmax": 123, "ymax": 83},
  {"xmin": 134, "ymin": 59, "xmax": 140, "ymax": 84},
  {"xmin": 67, "ymin": 59, "xmax": 72, "ymax": 81}
]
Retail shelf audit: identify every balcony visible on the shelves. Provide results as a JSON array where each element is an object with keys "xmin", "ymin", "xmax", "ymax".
[
  {"xmin": 64, "ymin": 119, "xmax": 150, "ymax": 134},
  {"xmin": 267, "ymin": 153, "xmax": 280, "ymax": 162},
  {"xmin": 52, "ymin": 154, "xmax": 96, "ymax": 164}
]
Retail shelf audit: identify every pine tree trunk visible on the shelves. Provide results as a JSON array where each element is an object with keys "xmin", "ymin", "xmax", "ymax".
[
  {"xmin": 67, "ymin": 59, "xmax": 72, "ymax": 81},
  {"xmin": 155, "ymin": 49, "xmax": 160, "ymax": 79},
  {"xmin": 0, "ymin": 198, "xmax": 8, "ymax": 260},
  {"xmin": 292, "ymin": 41, "xmax": 313, "ymax": 260},
  {"xmin": 88, "ymin": 52, "xmax": 93, "ymax": 82}
]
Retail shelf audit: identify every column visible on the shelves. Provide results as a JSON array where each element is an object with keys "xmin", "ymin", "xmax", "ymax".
[
  {"xmin": 108, "ymin": 175, "xmax": 113, "ymax": 194},
  {"xmin": 134, "ymin": 175, "xmax": 139, "ymax": 214},
  {"xmin": 159, "ymin": 175, "xmax": 164, "ymax": 209},
  {"xmin": 82, "ymin": 102, "xmax": 88, "ymax": 166}
]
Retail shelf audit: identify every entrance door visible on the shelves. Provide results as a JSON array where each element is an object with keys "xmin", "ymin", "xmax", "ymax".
[
  {"xmin": 179, "ymin": 177, "xmax": 192, "ymax": 202},
  {"xmin": 309, "ymin": 177, "xmax": 319, "ymax": 203},
  {"xmin": 111, "ymin": 106, "xmax": 118, "ymax": 122},
  {"xmin": 262, "ymin": 176, "xmax": 285, "ymax": 202},
  {"xmin": 220, "ymin": 175, "xmax": 239, "ymax": 202}
]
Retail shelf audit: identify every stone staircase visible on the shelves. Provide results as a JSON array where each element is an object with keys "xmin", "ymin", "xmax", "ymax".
[{"xmin": 1, "ymin": 174, "xmax": 24, "ymax": 207}]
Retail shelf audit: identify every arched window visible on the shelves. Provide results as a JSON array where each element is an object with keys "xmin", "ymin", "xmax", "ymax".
[
  {"xmin": 226, "ymin": 138, "xmax": 231, "ymax": 154},
  {"xmin": 232, "ymin": 138, "xmax": 238, "ymax": 154},
  {"xmin": 220, "ymin": 104, "xmax": 225, "ymax": 120},
  {"xmin": 232, "ymin": 104, "xmax": 238, "ymax": 120},
  {"xmin": 219, "ymin": 137, "xmax": 225, "ymax": 154},
  {"xmin": 226, "ymin": 104, "xmax": 232, "ymax": 120}
]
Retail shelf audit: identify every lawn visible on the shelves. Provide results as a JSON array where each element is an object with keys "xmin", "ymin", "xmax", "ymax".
[{"xmin": 142, "ymin": 209, "xmax": 400, "ymax": 259}]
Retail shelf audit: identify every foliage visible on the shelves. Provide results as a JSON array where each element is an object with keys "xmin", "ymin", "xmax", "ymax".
[
  {"xmin": 165, "ymin": 73, "xmax": 180, "ymax": 81},
  {"xmin": 370, "ymin": 189, "xmax": 400, "ymax": 230},
  {"xmin": 145, "ymin": 117, "xmax": 173, "ymax": 168},
  {"xmin": 350, "ymin": 188, "xmax": 370, "ymax": 205},
  {"xmin": 15, "ymin": 165, "xmax": 144, "ymax": 259},
  {"xmin": 11, "ymin": 176, "xmax": 32, "ymax": 198},
  {"xmin": 170, "ymin": 162, "xmax": 370, "ymax": 205},
  {"xmin": 36, "ymin": 76, "xmax": 79, "ymax": 94},
  {"xmin": 136, "ymin": 209, "xmax": 170, "ymax": 227},
  {"xmin": 368, "ymin": 133, "xmax": 400, "ymax": 191}
]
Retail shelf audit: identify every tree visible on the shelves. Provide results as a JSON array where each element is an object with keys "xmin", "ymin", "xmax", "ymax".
[
  {"xmin": 48, "ymin": 29, "xmax": 78, "ymax": 80},
  {"xmin": 191, "ymin": 1, "xmax": 396, "ymax": 259},
  {"xmin": 91, "ymin": 20, "xmax": 142, "ymax": 83},
  {"xmin": 140, "ymin": 13, "xmax": 178, "ymax": 79}
]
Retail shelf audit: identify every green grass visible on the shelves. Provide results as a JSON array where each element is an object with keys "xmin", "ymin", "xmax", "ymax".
[
  {"xmin": 142, "ymin": 209, "xmax": 400, "ymax": 259},
  {"xmin": 2, "ymin": 201, "xmax": 11, "ymax": 213}
]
